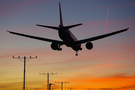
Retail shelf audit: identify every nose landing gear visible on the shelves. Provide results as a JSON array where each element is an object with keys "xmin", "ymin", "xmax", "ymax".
[{"xmin": 75, "ymin": 51, "xmax": 78, "ymax": 56}]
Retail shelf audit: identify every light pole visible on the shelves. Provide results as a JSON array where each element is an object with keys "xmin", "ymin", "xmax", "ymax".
[
  {"xmin": 55, "ymin": 81, "xmax": 69, "ymax": 90},
  {"xmin": 13, "ymin": 56, "xmax": 37, "ymax": 90},
  {"xmin": 49, "ymin": 83, "xmax": 55, "ymax": 90},
  {"xmin": 39, "ymin": 73, "xmax": 57, "ymax": 90}
]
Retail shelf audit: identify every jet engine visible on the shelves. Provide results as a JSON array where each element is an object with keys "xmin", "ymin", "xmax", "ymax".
[
  {"xmin": 51, "ymin": 42, "xmax": 62, "ymax": 51},
  {"xmin": 86, "ymin": 42, "xmax": 93, "ymax": 50}
]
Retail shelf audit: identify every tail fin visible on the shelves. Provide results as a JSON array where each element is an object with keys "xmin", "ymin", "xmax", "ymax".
[{"xmin": 59, "ymin": 2, "xmax": 63, "ymax": 26}]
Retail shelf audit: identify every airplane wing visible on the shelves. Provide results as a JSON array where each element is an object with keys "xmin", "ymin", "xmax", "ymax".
[
  {"xmin": 6, "ymin": 30, "xmax": 64, "ymax": 45},
  {"xmin": 76, "ymin": 27, "xmax": 129, "ymax": 44}
]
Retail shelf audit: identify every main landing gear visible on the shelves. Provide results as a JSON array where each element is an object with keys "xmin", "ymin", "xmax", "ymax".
[
  {"xmin": 57, "ymin": 45, "xmax": 62, "ymax": 51},
  {"xmin": 57, "ymin": 48, "xmax": 62, "ymax": 51}
]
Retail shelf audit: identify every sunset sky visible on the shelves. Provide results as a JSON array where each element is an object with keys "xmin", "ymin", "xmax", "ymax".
[{"xmin": 0, "ymin": 0, "xmax": 135, "ymax": 90}]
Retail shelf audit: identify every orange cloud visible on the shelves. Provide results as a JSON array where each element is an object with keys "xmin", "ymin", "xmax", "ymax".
[
  {"xmin": 64, "ymin": 74, "xmax": 135, "ymax": 89},
  {"xmin": 112, "ymin": 85, "xmax": 135, "ymax": 90}
]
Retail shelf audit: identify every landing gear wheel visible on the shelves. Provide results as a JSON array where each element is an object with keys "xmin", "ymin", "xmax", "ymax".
[
  {"xmin": 57, "ymin": 48, "xmax": 62, "ymax": 51},
  {"xmin": 75, "ymin": 51, "xmax": 78, "ymax": 56},
  {"xmin": 59, "ymin": 48, "xmax": 62, "ymax": 51},
  {"xmin": 75, "ymin": 53, "xmax": 78, "ymax": 56},
  {"xmin": 58, "ymin": 45, "xmax": 62, "ymax": 51}
]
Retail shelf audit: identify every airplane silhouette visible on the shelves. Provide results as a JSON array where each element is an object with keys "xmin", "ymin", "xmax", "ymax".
[{"xmin": 7, "ymin": 2, "xmax": 129, "ymax": 56}]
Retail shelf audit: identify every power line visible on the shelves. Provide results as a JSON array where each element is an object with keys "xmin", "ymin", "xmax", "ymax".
[{"xmin": 13, "ymin": 56, "xmax": 37, "ymax": 90}]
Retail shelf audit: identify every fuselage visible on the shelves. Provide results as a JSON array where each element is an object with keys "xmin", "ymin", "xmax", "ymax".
[{"xmin": 58, "ymin": 26, "xmax": 82, "ymax": 51}]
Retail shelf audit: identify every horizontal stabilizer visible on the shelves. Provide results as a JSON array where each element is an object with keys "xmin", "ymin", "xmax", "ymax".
[
  {"xmin": 36, "ymin": 24, "xmax": 59, "ymax": 30},
  {"xmin": 65, "ymin": 23, "xmax": 83, "ymax": 29}
]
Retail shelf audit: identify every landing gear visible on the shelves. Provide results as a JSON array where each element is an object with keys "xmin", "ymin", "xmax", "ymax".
[
  {"xmin": 75, "ymin": 51, "xmax": 78, "ymax": 56},
  {"xmin": 57, "ymin": 45, "xmax": 62, "ymax": 51},
  {"xmin": 57, "ymin": 48, "xmax": 62, "ymax": 51},
  {"xmin": 80, "ymin": 47, "xmax": 82, "ymax": 51}
]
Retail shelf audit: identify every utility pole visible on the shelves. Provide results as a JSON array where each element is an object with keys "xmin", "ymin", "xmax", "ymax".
[
  {"xmin": 39, "ymin": 73, "xmax": 57, "ymax": 90},
  {"xmin": 13, "ymin": 56, "xmax": 37, "ymax": 90},
  {"xmin": 55, "ymin": 81, "xmax": 69, "ymax": 90}
]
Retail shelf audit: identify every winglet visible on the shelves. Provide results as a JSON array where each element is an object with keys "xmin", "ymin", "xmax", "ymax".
[
  {"xmin": 6, "ymin": 30, "xmax": 13, "ymax": 34},
  {"xmin": 128, "ymin": 26, "xmax": 131, "ymax": 29},
  {"xmin": 59, "ymin": 2, "xmax": 63, "ymax": 26},
  {"xmin": 6, "ymin": 30, "xmax": 10, "ymax": 33}
]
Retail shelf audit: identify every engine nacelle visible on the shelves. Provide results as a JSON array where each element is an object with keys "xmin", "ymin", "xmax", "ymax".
[
  {"xmin": 51, "ymin": 43, "xmax": 59, "ymax": 50},
  {"xmin": 86, "ymin": 42, "xmax": 93, "ymax": 50}
]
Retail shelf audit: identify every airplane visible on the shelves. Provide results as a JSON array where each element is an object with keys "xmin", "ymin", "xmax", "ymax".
[{"xmin": 7, "ymin": 2, "xmax": 129, "ymax": 56}]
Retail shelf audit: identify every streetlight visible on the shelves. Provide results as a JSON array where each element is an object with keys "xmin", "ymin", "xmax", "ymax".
[
  {"xmin": 49, "ymin": 83, "xmax": 55, "ymax": 90},
  {"xmin": 55, "ymin": 81, "xmax": 69, "ymax": 90},
  {"xmin": 39, "ymin": 73, "xmax": 57, "ymax": 90},
  {"xmin": 13, "ymin": 56, "xmax": 37, "ymax": 90}
]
